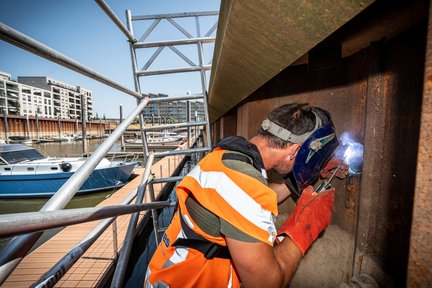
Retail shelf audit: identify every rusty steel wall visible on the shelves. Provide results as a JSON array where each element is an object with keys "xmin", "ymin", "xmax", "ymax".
[
  {"xmin": 407, "ymin": 2, "xmax": 432, "ymax": 286},
  {"xmin": 211, "ymin": 23, "xmax": 427, "ymax": 286},
  {"xmin": 0, "ymin": 114, "xmax": 108, "ymax": 139}
]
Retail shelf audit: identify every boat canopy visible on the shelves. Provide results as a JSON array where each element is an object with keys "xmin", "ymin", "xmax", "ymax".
[{"xmin": 0, "ymin": 144, "xmax": 45, "ymax": 164}]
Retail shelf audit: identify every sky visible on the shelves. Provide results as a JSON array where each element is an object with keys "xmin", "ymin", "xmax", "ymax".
[{"xmin": 0, "ymin": 0, "xmax": 220, "ymax": 118}]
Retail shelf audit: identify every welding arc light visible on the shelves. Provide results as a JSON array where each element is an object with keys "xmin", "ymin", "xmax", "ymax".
[{"xmin": 335, "ymin": 132, "xmax": 364, "ymax": 175}]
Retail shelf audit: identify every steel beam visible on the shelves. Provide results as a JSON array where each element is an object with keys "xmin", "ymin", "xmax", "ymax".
[
  {"xmin": 132, "ymin": 11, "xmax": 218, "ymax": 21},
  {"xmin": 95, "ymin": 0, "xmax": 137, "ymax": 43}
]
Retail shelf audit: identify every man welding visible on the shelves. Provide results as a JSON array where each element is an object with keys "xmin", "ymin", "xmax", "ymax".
[{"xmin": 144, "ymin": 103, "xmax": 347, "ymax": 288}]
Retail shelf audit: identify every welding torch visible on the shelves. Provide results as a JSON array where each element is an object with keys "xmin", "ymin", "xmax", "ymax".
[{"xmin": 315, "ymin": 163, "xmax": 343, "ymax": 193}]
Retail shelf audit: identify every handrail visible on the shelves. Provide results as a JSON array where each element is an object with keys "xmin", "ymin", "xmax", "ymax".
[
  {"xmin": 0, "ymin": 97, "xmax": 150, "ymax": 284},
  {"xmin": 0, "ymin": 22, "xmax": 144, "ymax": 100},
  {"xmin": 143, "ymin": 120, "xmax": 208, "ymax": 131},
  {"xmin": 154, "ymin": 146, "xmax": 210, "ymax": 158},
  {"xmin": 0, "ymin": 201, "xmax": 174, "ymax": 238}
]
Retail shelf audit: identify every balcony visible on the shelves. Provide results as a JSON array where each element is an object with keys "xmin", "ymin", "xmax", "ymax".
[{"xmin": 6, "ymin": 91, "xmax": 18, "ymax": 99}]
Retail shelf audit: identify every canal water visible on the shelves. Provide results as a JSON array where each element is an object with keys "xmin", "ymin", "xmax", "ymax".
[{"xmin": 0, "ymin": 138, "xmax": 145, "ymax": 250}]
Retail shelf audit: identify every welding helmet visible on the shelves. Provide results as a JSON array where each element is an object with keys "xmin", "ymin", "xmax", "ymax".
[{"xmin": 261, "ymin": 107, "xmax": 339, "ymax": 198}]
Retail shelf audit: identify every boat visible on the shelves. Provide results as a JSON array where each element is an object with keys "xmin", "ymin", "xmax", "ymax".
[
  {"xmin": 37, "ymin": 137, "xmax": 54, "ymax": 143},
  {"xmin": 52, "ymin": 134, "xmax": 76, "ymax": 142},
  {"xmin": 125, "ymin": 130, "xmax": 185, "ymax": 146},
  {"xmin": 8, "ymin": 136, "xmax": 33, "ymax": 144},
  {"xmin": 0, "ymin": 144, "xmax": 138, "ymax": 198}
]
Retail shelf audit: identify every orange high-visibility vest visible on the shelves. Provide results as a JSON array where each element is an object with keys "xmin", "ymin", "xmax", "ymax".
[{"xmin": 145, "ymin": 148, "xmax": 278, "ymax": 288}]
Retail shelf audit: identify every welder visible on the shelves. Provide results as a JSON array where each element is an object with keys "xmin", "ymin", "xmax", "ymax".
[{"xmin": 144, "ymin": 103, "xmax": 347, "ymax": 288}]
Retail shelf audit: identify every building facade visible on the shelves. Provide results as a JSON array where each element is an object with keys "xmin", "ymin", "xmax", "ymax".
[
  {"xmin": 0, "ymin": 71, "xmax": 93, "ymax": 119},
  {"xmin": 142, "ymin": 93, "xmax": 205, "ymax": 124}
]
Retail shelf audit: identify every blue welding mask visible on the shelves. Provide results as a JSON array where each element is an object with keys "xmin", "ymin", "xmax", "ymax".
[{"xmin": 261, "ymin": 107, "xmax": 339, "ymax": 198}]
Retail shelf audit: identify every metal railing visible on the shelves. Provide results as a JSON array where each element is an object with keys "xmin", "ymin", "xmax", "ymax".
[
  {"xmin": 0, "ymin": 1, "xmax": 217, "ymax": 286},
  {"xmin": 0, "ymin": 97, "xmax": 150, "ymax": 284}
]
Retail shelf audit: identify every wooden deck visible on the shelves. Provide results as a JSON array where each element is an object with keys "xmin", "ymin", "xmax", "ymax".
[{"xmin": 2, "ymin": 143, "xmax": 190, "ymax": 287}]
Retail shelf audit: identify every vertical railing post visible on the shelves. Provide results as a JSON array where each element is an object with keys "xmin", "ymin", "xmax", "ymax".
[
  {"xmin": 149, "ymin": 183, "xmax": 161, "ymax": 244},
  {"xmin": 196, "ymin": 17, "xmax": 211, "ymax": 148},
  {"xmin": 187, "ymin": 100, "xmax": 191, "ymax": 147},
  {"xmin": 112, "ymin": 219, "xmax": 118, "ymax": 257},
  {"xmin": 126, "ymin": 9, "xmax": 150, "ymax": 160},
  {"xmin": 119, "ymin": 104, "xmax": 124, "ymax": 150}
]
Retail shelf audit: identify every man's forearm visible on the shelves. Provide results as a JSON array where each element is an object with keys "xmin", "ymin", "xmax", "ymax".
[
  {"xmin": 269, "ymin": 182, "xmax": 292, "ymax": 204},
  {"xmin": 274, "ymin": 237, "xmax": 302, "ymax": 286}
]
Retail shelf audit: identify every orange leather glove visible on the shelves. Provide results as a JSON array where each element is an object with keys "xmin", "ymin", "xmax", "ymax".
[
  {"xmin": 277, "ymin": 186, "xmax": 335, "ymax": 255},
  {"xmin": 320, "ymin": 158, "xmax": 349, "ymax": 179}
]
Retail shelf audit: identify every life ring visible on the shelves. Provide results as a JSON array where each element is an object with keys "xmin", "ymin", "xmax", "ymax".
[{"xmin": 60, "ymin": 162, "xmax": 72, "ymax": 172}]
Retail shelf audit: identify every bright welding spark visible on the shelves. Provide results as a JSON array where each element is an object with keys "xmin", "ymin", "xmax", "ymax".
[{"xmin": 334, "ymin": 132, "xmax": 364, "ymax": 174}]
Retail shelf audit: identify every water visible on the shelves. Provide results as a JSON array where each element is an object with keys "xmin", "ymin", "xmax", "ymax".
[{"xmin": 0, "ymin": 139, "xmax": 137, "ymax": 250}]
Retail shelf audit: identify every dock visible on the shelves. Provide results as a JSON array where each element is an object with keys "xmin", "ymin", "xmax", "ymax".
[{"xmin": 2, "ymin": 143, "xmax": 189, "ymax": 287}]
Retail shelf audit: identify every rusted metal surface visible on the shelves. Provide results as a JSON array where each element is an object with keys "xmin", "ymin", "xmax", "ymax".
[
  {"xmin": 208, "ymin": 0, "xmax": 374, "ymax": 122},
  {"xmin": 407, "ymin": 2, "xmax": 432, "ymax": 286},
  {"xmin": 353, "ymin": 27, "xmax": 425, "ymax": 286}
]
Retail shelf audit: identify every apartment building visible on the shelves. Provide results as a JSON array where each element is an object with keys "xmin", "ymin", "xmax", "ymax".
[
  {"xmin": 0, "ymin": 71, "xmax": 93, "ymax": 119},
  {"xmin": 18, "ymin": 76, "xmax": 93, "ymax": 119},
  {"xmin": 142, "ymin": 93, "xmax": 205, "ymax": 123}
]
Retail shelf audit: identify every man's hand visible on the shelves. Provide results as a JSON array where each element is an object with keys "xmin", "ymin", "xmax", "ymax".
[
  {"xmin": 277, "ymin": 186, "xmax": 334, "ymax": 255},
  {"xmin": 320, "ymin": 158, "xmax": 349, "ymax": 179}
]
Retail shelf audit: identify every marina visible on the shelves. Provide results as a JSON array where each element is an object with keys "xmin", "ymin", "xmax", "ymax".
[{"xmin": 0, "ymin": 140, "xmax": 190, "ymax": 287}]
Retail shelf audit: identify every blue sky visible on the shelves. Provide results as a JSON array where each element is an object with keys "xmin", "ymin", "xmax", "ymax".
[{"xmin": 0, "ymin": 0, "xmax": 220, "ymax": 118}]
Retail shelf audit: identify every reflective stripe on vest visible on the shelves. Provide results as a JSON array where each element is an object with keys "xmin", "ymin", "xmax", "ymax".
[
  {"xmin": 187, "ymin": 164, "xmax": 277, "ymax": 243},
  {"xmin": 163, "ymin": 228, "xmax": 189, "ymax": 269}
]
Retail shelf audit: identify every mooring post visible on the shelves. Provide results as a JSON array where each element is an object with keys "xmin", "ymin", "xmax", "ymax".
[
  {"xmin": 35, "ymin": 114, "xmax": 40, "ymax": 141},
  {"xmin": 80, "ymin": 93, "xmax": 88, "ymax": 154},
  {"xmin": 25, "ymin": 114, "xmax": 30, "ymax": 139},
  {"xmin": 3, "ymin": 113, "xmax": 9, "ymax": 144},
  {"xmin": 57, "ymin": 116, "xmax": 61, "ymax": 140}
]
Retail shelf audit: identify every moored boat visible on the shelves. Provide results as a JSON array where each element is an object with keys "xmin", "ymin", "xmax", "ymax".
[
  {"xmin": 0, "ymin": 144, "xmax": 138, "ymax": 198},
  {"xmin": 8, "ymin": 136, "xmax": 33, "ymax": 144}
]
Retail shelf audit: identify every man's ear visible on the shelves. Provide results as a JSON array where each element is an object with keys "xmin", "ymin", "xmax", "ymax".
[{"xmin": 291, "ymin": 143, "xmax": 301, "ymax": 157}]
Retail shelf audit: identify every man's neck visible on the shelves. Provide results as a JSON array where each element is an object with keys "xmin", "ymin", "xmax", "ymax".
[{"xmin": 249, "ymin": 135, "xmax": 278, "ymax": 171}]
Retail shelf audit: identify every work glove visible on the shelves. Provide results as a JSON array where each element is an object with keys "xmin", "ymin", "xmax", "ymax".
[
  {"xmin": 320, "ymin": 158, "xmax": 349, "ymax": 179},
  {"xmin": 276, "ymin": 185, "xmax": 334, "ymax": 255}
]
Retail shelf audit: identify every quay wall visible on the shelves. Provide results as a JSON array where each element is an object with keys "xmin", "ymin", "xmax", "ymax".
[{"xmin": 0, "ymin": 114, "xmax": 113, "ymax": 140}]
